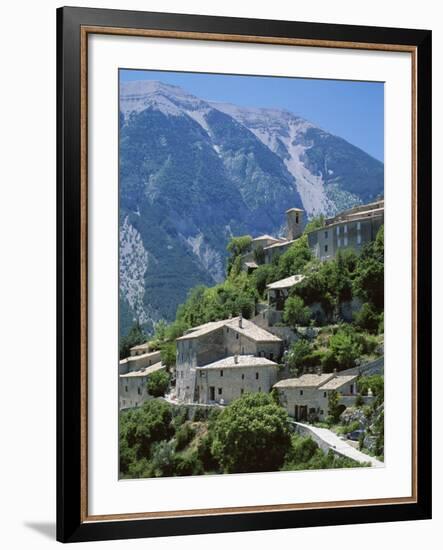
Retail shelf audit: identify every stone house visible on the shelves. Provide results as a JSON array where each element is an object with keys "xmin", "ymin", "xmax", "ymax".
[
  {"xmin": 119, "ymin": 362, "xmax": 166, "ymax": 410},
  {"xmin": 241, "ymin": 207, "xmax": 305, "ymax": 270},
  {"xmin": 195, "ymin": 354, "xmax": 279, "ymax": 405},
  {"xmin": 274, "ymin": 372, "xmax": 358, "ymax": 422},
  {"xmin": 175, "ymin": 316, "xmax": 282, "ymax": 403},
  {"xmin": 307, "ymin": 199, "xmax": 384, "ymax": 261},
  {"xmin": 118, "ymin": 349, "xmax": 162, "ymax": 375}
]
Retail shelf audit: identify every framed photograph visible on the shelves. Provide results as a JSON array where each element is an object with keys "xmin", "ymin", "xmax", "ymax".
[{"xmin": 57, "ymin": 6, "xmax": 432, "ymax": 543}]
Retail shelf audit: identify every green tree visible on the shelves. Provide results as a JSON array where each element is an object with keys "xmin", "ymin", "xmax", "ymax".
[
  {"xmin": 327, "ymin": 390, "xmax": 342, "ymax": 424},
  {"xmin": 276, "ymin": 235, "xmax": 312, "ymax": 279},
  {"xmin": 210, "ymin": 393, "xmax": 291, "ymax": 473},
  {"xmin": 322, "ymin": 327, "xmax": 362, "ymax": 371},
  {"xmin": 283, "ymin": 296, "xmax": 311, "ymax": 327},
  {"xmin": 147, "ymin": 370, "xmax": 170, "ymax": 397},
  {"xmin": 119, "ymin": 322, "xmax": 146, "ymax": 359},
  {"xmin": 304, "ymin": 215, "xmax": 325, "ymax": 234},
  {"xmin": 120, "ymin": 399, "xmax": 173, "ymax": 461},
  {"xmin": 353, "ymin": 225, "xmax": 384, "ymax": 311},
  {"xmin": 226, "ymin": 235, "xmax": 252, "ymax": 274},
  {"xmin": 160, "ymin": 341, "xmax": 177, "ymax": 368},
  {"xmin": 354, "ymin": 302, "xmax": 380, "ymax": 333},
  {"xmin": 286, "ymin": 339, "xmax": 312, "ymax": 376}
]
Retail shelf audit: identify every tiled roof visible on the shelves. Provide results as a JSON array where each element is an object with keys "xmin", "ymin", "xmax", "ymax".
[
  {"xmin": 119, "ymin": 349, "xmax": 161, "ymax": 365},
  {"xmin": 266, "ymin": 274, "xmax": 305, "ymax": 290},
  {"xmin": 119, "ymin": 362, "xmax": 165, "ymax": 378},
  {"xmin": 274, "ymin": 373, "xmax": 335, "ymax": 389},
  {"xmin": 320, "ymin": 375, "xmax": 358, "ymax": 390},
  {"xmin": 129, "ymin": 342, "xmax": 150, "ymax": 352},
  {"xmin": 177, "ymin": 317, "xmax": 281, "ymax": 343},
  {"xmin": 263, "ymin": 240, "xmax": 293, "ymax": 250},
  {"xmin": 197, "ymin": 355, "xmax": 278, "ymax": 370},
  {"xmin": 252, "ymin": 234, "xmax": 281, "ymax": 242}
]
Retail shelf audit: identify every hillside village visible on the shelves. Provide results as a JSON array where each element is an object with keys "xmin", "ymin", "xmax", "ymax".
[{"xmin": 119, "ymin": 199, "xmax": 385, "ymax": 478}]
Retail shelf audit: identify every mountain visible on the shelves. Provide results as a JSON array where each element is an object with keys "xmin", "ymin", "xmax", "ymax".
[{"xmin": 119, "ymin": 80, "xmax": 383, "ymax": 336}]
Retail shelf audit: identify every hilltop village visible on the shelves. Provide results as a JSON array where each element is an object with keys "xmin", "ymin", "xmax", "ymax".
[{"xmin": 119, "ymin": 200, "xmax": 385, "ymax": 477}]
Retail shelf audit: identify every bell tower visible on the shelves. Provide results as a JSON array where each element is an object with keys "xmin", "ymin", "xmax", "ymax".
[{"xmin": 286, "ymin": 208, "xmax": 304, "ymax": 240}]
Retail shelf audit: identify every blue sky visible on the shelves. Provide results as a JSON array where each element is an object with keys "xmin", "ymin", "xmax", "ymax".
[{"xmin": 120, "ymin": 69, "xmax": 384, "ymax": 162}]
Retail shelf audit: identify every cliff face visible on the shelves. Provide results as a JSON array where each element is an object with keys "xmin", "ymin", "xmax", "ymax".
[{"xmin": 119, "ymin": 81, "xmax": 383, "ymax": 335}]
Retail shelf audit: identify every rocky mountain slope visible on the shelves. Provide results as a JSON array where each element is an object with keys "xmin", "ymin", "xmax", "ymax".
[{"xmin": 119, "ymin": 80, "xmax": 383, "ymax": 336}]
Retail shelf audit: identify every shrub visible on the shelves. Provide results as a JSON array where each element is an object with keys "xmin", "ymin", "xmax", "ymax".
[
  {"xmin": 210, "ymin": 393, "xmax": 291, "ymax": 473},
  {"xmin": 147, "ymin": 370, "xmax": 170, "ymax": 397},
  {"xmin": 175, "ymin": 422, "xmax": 196, "ymax": 451},
  {"xmin": 283, "ymin": 296, "xmax": 311, "ymax": 327},
  {"xmin": 120, "ymin": 400, "xmax": 174, "ymax": 459},
  {"xmin": 174, "ymin": 450, "xmax": 203, "ymax": 476},
  {"xmin": 196, "ymin": 433, "xmax": 220, "ymax": 472},
  {"xmin": 286, "ymin": 339, "xmax": 312, "ymax": 375},
  {"xmin": 354, "ymin": 303, "xmax": 381, "ymax": 334}
]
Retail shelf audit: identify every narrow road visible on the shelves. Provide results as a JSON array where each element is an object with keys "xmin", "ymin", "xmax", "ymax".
[{"xmin": 293, "ymin": 421, "xmax": 384, "ymax": 468}]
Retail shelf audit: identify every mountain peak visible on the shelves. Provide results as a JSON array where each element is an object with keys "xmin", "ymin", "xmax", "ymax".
[{"xmin": 120, "ymin": 79, "xmax": 208, "ymax": 117}]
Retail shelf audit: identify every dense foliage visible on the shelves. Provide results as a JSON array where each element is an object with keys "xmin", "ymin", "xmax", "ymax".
[
  {"xmin": 119, "ymin": 322, "xmax": 146, "ymax": 359},
  {"xmin": 146, "ymin": 370, "xmax": 170, "ymax": 398},
  {"xmin": 210, "ymin": 393, "xmax": 292, "ymax": 473},
  {"xmin": 119, "ymin": 396, "xmax": 364, "ymax": 478}
]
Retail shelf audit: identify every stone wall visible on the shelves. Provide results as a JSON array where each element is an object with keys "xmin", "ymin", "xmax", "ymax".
[{"xmin": 196, "ymin": 364, "xmax": 279, "ymax": 404}]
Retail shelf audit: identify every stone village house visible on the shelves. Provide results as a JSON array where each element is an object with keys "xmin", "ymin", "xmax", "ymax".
[
  {"xmin": 119, "ymin": 348, "xmax": 166, "ymax": 410},
  {"xmin": 174, "ymin": 316, "xmax": 282, "ymax": 404},
  {"xmin": 273, "ymin": 372, "xmax": 359, "ymax": 422}
]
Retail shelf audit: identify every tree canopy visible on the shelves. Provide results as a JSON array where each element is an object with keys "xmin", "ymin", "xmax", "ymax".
[{"xmin": 210, "ymin": 393, "xmax": 291, "ymax": 473}]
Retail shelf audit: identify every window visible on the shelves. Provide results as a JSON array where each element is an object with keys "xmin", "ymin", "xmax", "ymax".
[
  {"xmin": 324, "ymin": 230, "xmax": 328, "ymax": 239},
  {"xmin": 240, "ymin": 389, "xmax": 244, "ymax": 395},
  {"xmin": 241, "ymin": 373, "xmax": 245, "ymax": 380},
  {"xmin": 236, "ymin": 333, "xmax": 239, "ymax": 340},
  {"xmin": 350, "ymin": 384, "xmax": 354, "ymax": 394},
  {"xmin": 344, "ymin": 236, "xmax": 348, "ymax": 247},
  {"xmin": 241, "ymin": 346, "xmax": 244, "ymax": 354},
  {"xmin": 256, "ymin": 372, "xmax": 259, "ymax": 380},
  {"xmin": 324, "ymin": 391, "xmax": 327, "ymax": 398},
  {"xmin": 320, "ymin": 410, "xmax": 324, "ymax": 415},
  {"xmin": 337, "ymin": 238, "xmax": 341, "ymax": 248},
  {"xmin": 336, "ymin": 226, "xmax": 340, "ymax": 235},
  {"xmin": 137, "ymin": 387, "xmax": 141, "ymax": 395},
  {"xmin": 218, "ymin": 388, "xmax": 222, "ymax": 395},
  {"xmin": 357, "ymin": 231, "xmax": 362, "ymax": 245},
  {"xmin": 357, "ymin": 221, "xmax": 361, "ymax": 231},
  {"xmin": 300, "ymin": 390, "xmax": 303, "ymax": 396},
  {"xmin": 344, "ymin": 224, "xmax": 348, "ymax": 234},
  {"xmin": 295, "ymin": 213, "xmax": 299, "ymax": 224},
  {"xmin": 324, "ymin": 244, "xmax": 328, "ymax": 253},
  {"xmin": 200, "ymin": 371, "xmax": 203, "ymax": 377},
  {"xmin": 258, "ymin": 387, "xmax": 261, "ymax": 392},
  {"xmin": 220, "ymin": 370, "xmax": 223, "ymax": 377},
  {"xmin": 125, "ymin": 386, "xmax": 128, "ymax": 393}
]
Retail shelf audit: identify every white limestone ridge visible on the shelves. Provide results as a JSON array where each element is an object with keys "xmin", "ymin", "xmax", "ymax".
[
  {"xmin": 211, "ymin": 102, "xmax": 335, "ymax": 217},
  {"xmin": 120, "ymin": 80, "xmax": 342, "ymax": 217}
]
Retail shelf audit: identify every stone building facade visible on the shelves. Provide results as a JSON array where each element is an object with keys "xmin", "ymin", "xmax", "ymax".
[
  {"xmin": 119, "ymin": 362, "xmax": 166, "ymax": 410},
  {"xmin": 307, "ymin": 199, "xmax": 384, "ymax": 261},
  {"xmin": 274, "ymin": 373, "xmax": 358, "ymax": 422},
  {"xmin": 118, "ymin": 349, "xmax": 161, "ymax": 375},
  {"xmin": 175, "ymin": 316, "xmax": 282, "ymax": 403},
  {"xmin": 195, "ymin": 355, "xmax": 279, "ymax": 405}
]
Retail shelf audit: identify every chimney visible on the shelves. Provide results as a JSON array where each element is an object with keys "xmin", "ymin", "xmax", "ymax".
[
  {"xmin": 238, "ymin": 313, "xmax": 243, "ymax": 329},
  {"xmin": 234, "ymin": 355, "xmax": 239, "ymax": 364},
  {"xmin": 286, "ymin": 208, "xmax": 304, "ymax": 241}
]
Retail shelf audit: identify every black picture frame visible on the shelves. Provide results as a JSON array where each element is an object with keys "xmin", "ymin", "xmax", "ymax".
[{"xmin": 57, "ymin": 6, "xmax": 432, "ymax": 543}]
